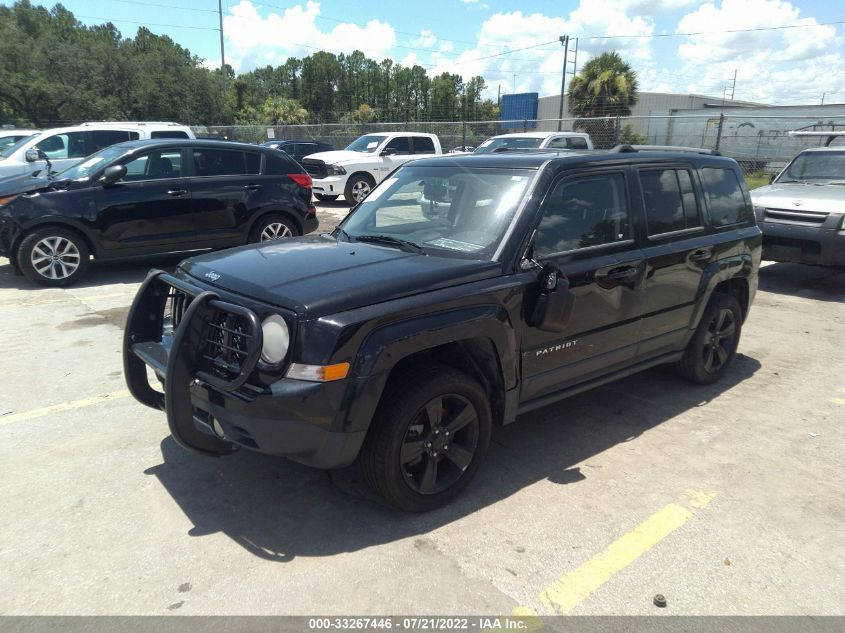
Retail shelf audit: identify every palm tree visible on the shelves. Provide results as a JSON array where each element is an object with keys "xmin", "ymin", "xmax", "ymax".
[
  {"xmin": 261, "ymin": 96, "xmax": 308, "ymax": 125},
  {"xmin": 567, "ymin": 52, "xmax": 639, "ymax": 148}
]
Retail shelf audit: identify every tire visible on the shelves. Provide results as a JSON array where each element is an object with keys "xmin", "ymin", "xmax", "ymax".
[
  {"xmin": 357, "ymin": 362, "xmax": 492, "ymax": 512},
  {"xmin": 676, "ymin": 292, "xmax": 743, "ymax": 385},
  {"xmin": 344, "ymin": 173, "xmax": 375, "ymax": 205},
  {"xmin": 17, "ymin": 227, "xmax": 90, "ymax": 287},
  {"xmin": 248, "ymin": 214, "xmax": 299, "ymax": 243},
  {"xmin": 315, "ymin": 193, "xmax": 339, "ymax": 202}
]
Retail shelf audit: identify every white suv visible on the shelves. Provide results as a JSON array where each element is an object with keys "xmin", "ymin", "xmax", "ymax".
[
  {"xmin": 0, "ymin": 121, "xmax": 195, "ymax": 179},
  {"xmin": 473, "ymin": 131, "xmax": 593, "ymax": 154},
  {"xmin": 302, "ymin": 132, "xmax": 442, "ymax": 204}
]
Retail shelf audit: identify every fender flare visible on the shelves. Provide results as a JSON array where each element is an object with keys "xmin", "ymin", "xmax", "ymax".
[{"xmin": 689, "ymin": 253, "xmax": 754, "ymax": 331}]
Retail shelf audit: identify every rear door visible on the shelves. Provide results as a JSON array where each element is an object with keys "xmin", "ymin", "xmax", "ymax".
[
  {"xmin": 520, "ymin": 168, "xmax": 646, "ymax": 402},
  {"xmin": 634, "ymin": 164, "xmax": 712, "ymax": 357},
  {"xmin": 96, "ymin": 147, "xmax": 194, "ymax": 252},
  {"xmin": 187, "ymin": 147, "xmax": 264, "ymax": 245}
]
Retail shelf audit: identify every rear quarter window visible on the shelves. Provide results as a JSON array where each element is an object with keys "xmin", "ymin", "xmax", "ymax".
[
  {"xmin": 265, "ymin": 151, "xmax": 300, "ymax": 174},
  {"xmin": 700, "ymin": 167, "xmax": 753, "ymax": 227},
  {"xmin": 151, "ymin": 130, "xmax": 190, "ymax": 139}
]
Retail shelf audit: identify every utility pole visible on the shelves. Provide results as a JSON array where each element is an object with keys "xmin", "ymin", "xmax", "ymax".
[
  {"xmin": 557, "ymin": 35, "xmax": 569, "ymax": 131},
  {"xmin": 821, "ymin": 92, "xmax": 826, "ymax": 105},
  {"xmin": 729, "ymin": 69, "xmax": 737, "ymax": 100},
  {"xmin": 218, "ymin": 0, "xmax": 227, "ymax": 98}
]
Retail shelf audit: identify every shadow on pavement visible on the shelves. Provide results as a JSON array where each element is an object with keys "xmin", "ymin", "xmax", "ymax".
[
  {"xmin": 145, "ymin": 353, "xmax": 761, "ymax": 562},
  {"xmin": 759, "ymin": 262, "xmax": 845, "ymax": 303}
]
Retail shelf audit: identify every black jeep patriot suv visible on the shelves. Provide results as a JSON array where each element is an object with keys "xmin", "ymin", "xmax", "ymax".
[{"xmin": 124, "ymin": 147, "xmax": 761, "ymax": 512}]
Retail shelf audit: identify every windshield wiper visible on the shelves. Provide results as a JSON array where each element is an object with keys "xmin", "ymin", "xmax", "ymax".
[{"xmin": 354, "ymin": 234, "xmax": 426, "ymax": 254}]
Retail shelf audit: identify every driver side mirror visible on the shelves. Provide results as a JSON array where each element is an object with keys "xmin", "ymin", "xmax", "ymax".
[
  {"xmin": 25, "ymin": 148, "xmax": 46, "ymax": 163},
  {"xmin": 380, "ymin": 147, "xmax": 397, "ymax": 156},
  {"xmin": 527, "ymin": 264, "xmax": 576, "ymax": 332},
  {"xmin": 99, "ymin": 164, "xmax": 127, "ymax": 186}
]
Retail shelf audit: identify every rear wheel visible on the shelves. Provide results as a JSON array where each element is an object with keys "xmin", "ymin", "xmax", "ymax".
[
  {"xmin": 17, "ymin": 227, "xmax": 90, "ymax": 287},
  {"xmin": 344, "ymin": 174, "xmax": 375, "ymax": 205},
  {"xmin": 248, "ymin": 214, "xmax": 299, "ymax": 243},
  {"xmin": 357, "ymin": 363, "xmax": 491, "ymax": 512},
  {"xmin": 315, "ymin": 193, "xmax": 339, "ymax": 202},
  {"xmin": 676, "ymin": 292, "xmax": 742, "ymax": 384}
]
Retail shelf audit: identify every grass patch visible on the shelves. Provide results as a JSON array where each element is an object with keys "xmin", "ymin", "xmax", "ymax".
[{"xmin": 744, "ymin": 173, "xmax": 770, "ymax": 190}]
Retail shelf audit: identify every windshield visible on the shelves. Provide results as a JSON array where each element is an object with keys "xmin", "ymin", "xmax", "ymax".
[
  {"xmin": 0, "ymin": 134, "xmax": 37, "ymax": 159},
  {"xmin": 55, "ymin": 144, "xmax": 129, "ymax": 181},
  {"xmin": 339, "ymin": 164, "xmax": 534, "ymax": 260},
  {"xmin": 473, "ymin": 137, "xmax": 543, "ymax": 155},
  {"xmin": 777, "ymin": 151, "xmax": 845, "ymax": 183},
  {"xmin": 345, "ymin": 135, "xmax": 389, "ymax": 153}
]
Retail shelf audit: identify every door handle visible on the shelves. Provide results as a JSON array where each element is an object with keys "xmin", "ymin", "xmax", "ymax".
[
  {"xmin": 167, "ymin": 189, "xmax": 187, "ymax": 197},
  {"xmin": 605, "ymin": 265, "xmax": 639, "ymax": 281},
  {"xmin": 689, "ymin": 248, "xmax": 713, "ymax": 262},
  {"xmin": 244, "ymin": 184, "xmax": 262, "ymax": 191}
]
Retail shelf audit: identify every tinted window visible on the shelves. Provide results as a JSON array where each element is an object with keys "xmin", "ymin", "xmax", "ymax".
[
  {"xmin": 36, "ymin": 132, "xmax": 87, "ymax": 159},
  {"xmin": 536, "ymin": 173, "xmax": 630, "ymax": 256},
  {"xmin": 384, "ymin": 136, "xmax": 411, "ymax": 155},
  {"xmin": 641, "ymin": 169, "xmax": 701, "ymax": 235},
  {"xmin": 412, "ymin": 136, "xmax": 435, "ymax": 154},
  {"xmin": 545, "ymin": 136, "xmax": 569, "ymax": 149},
  {"xmin": 90, "ymin": 130, "xmax": 136, "ymax": 152},
  {"xmin": 568, "ymin": 137, "xmax": 589, "ymax": 149},
  {"xmin": 123, "ymin": 150, "xmax": 182, "ymax": 181},
  {"xmin": 317, "ymin": 142, "xmax": 333, "ymax": 152},
  {"xmin": 701, "ymin": 167, "xmax": 752, "ymax": 226},
  {"xmin": 193, "ymin": 149, "xmax": 248, "ymax": 176},
  {"xmin": 245, "ymin": 152, "xmax": 261, "ymax": 175},
  {"xmin": 151, "ymin": 130, "xmax": 190, "ymax": 139},
  {"xmin": 265, "ymin": 151, "xmax": 298, "ymax": 174}
]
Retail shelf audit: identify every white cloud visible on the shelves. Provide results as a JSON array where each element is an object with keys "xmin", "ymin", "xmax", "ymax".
[
  {"xmin": 412, "ymin": 29, "xmax": 437, "ymax": 48},
  {"xmin": 223, "ymin": 1, "xmax": 396, "ymax": 71}
]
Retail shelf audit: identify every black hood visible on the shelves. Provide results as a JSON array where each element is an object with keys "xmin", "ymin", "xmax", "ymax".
[
  {"xmin": 180, "ymin": 234, "xmax": 501, "ymax": 317},
  {"xmin": 0, "ymin": 172, "xmax": 51, "ymax": 197}
]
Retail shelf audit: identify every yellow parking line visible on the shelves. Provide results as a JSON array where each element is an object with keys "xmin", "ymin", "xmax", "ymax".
[
  {"xmin": 0, "ymin": 390, "xmax": 131, "ymax": 426},
  {"xmin": 532, "ymin": 490, "xmax": 716, "ymax": 615},
  {"xmin": 831, "ymin": 398, "xmax": 845, "ymax": 405}
]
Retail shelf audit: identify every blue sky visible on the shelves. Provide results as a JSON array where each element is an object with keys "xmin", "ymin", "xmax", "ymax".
[{"xmin": 5, "ymin": 0, "xmax": 845, "ymax": 105}]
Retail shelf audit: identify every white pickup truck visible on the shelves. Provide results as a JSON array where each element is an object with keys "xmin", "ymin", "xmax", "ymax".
[{"xmin": 302, "ymin": 132, "xmax": 442, "ymax": 204}]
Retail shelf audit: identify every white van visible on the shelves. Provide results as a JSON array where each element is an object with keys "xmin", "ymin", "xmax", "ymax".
[
  {"xmin": 0, "ymin": 122, "xmax": 195, "ymax": 179},
  {"xmin": 473, "ymin": 131, "xmax": 593, "ymax": 154}
]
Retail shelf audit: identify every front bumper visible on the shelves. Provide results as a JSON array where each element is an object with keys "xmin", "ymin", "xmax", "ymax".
[
  {"xmin": 760, "ymin": 218, "xmax": 845, "ymax": 266},
  {"xmin": 311, "ymin": 175, "xmax": 349, "ymax": 196},
  {"xmin": 123, "ymin": 270, "xmax": 365, "ymax": 468}
]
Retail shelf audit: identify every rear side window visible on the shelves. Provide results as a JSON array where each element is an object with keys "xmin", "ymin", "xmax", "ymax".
[
  {"xmin": 151, "ymin": 130, "xmax": 190, "ymax": 139},
  {"xmin": 412, "ymin": 136, "xmax": 435, "ymax": 154},
  {"xmin": 701, "ymin": 167, "xmax": 753, "ymax": 226},
  {"xmin": 265, "ymin": 151, "xmax": 299, "ymax": 174},
  {"xmin": 640, "ymin": 168, "xmax": 701, "ymax": 235},
  {"xmin": 91, "ymin": 130, "xmax": 137, "ymax": 152},
  {"xmin": 568, "ymin": 137, "xmax": 589, "ymax": 149},
  {"xmin": 192, "ymin": 149, "xmax": 249, "ymax": 176},
  {"xmin": 245, "ymin": 152, "xmax": 261, "ymax": 174},
  {"xmin": 536, "ymin": 172, "xmax": 631, "ymax": 256}
]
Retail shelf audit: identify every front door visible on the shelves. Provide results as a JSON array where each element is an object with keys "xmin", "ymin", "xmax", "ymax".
[
  {"xmin": 520, "ymin": 169, "xmax": 646, "ymax": 402},
  {"xmin": 96, "ymin": 148, "xmax": 194, "ymax": 251}
]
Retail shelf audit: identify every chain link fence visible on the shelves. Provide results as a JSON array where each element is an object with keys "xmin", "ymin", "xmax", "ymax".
[{"xmin": 198, "ymin": 113, "xmax": 845, "ymax": 177}]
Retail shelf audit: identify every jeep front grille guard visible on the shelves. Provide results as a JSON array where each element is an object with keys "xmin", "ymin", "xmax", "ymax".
[{"xmin": 123, "ymin": 270, "xmax": 263, "ymax": 456}]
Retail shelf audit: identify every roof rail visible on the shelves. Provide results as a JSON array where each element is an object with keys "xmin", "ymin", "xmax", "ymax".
[
  {"xmin": 787, "ymin": 130, "xmax": 844, "ymax": 147},
  {"xmin": 610, "ymin": 144, "xmax": 721, "ymax": 156},
  {"xmin": 80, "ymin": 121, "xmax": 184, "ymax": 127}
]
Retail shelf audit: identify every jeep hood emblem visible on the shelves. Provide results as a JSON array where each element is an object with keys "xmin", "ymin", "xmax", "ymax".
[
  {"xmin": 204, "ymin": 271, "xmax": 221, "ymax": 282},
  {"xmin": 793, "ymin": 200, "xmax": 803, "ymax": 207}
]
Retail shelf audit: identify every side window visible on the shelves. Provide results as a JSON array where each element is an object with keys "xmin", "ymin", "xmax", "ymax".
[
  {"xmin": 265, "ymin": 151, "xmax": 299, "ymax": 174},
  {"xmin": 536, "ymin": 172, "xmax": 630, "ymax": 257},
  {"xmin": 90, "ymin": 130, "xmax": 133, "ymax": 153},
  {"xmin": 122, "ymin": 150, "xmax": 182, "ymax": 181},
  {"xmin": 36, "ymin": 132, "xmax": 88, "ymax": 159},
  {"xmin": 412, "ymin": 136, "xmax": 435, "ymax": 154},
  {"xmin": 567, "ymin": 137, "xmax": 589, "ymax": 150},
  {"xmin": 245, "ymin": 152, "xmax": 261, "ymax": 175},
  {"xmin": 192, "ymin": 149, "xmax": 248, "ymax": 177},
  {"xmin": 640, "ymin": 168, "xmax": 701, "ymax": 235},
  {"xmin": 384, "ymin": 137, "xmax": 411, "ymax": 155},
  {"xmin": 545, "ymin": 136, "xmax": 569, "ymax": 149},
  {"xmin": 151, "ymin": 130, "xmax": 189, "ymax": 139},
  {"xmin": 700, "ymin": 167, "xmax": 753, "ymax": 226}
]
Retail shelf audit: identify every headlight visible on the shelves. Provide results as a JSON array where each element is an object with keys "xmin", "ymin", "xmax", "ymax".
[
  {"xmin": 0, "ymin": 195, "xmax": 18, "ymax": 207},
  {"xmin": 326, "ymin": 164, "xmax": 347, "ymax": 176},
  {"xmin": 260, "ymin": 314, "xmax": 289, "ymax": 364}
]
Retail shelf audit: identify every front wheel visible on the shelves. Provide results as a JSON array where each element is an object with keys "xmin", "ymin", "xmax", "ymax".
[
  {"xmin": 17, "ymin": 227, "xmax": 90, "ymax": 287},
  {"xmin": 676, "ymin": 292, "xmax": 743, "ymax": 384},
  {"xmin": 248, "ymin": 214, "xmax": 299, "ymax": 243},
  {"xmin": 344, "ymin": 174, "xmax": 375, "ymax": 205},
  {"xmin": 357, "ymin": 363, "xmax": 492, "ymax": 512}
]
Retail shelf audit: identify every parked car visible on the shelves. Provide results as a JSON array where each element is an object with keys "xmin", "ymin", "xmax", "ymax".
[
  {"xmin": 0, "ymin": 121, "xmax": 196, "ymax": 180},
  {"xmin": 750, "ymin": 145, "xmax": 845, "ymax": 267},
  {"xmin": 123, "ymin": 146, "xmax": 760, "ymax": 512},
  {"xmin": 302, "ymin": 132, "xmax": 442, "ymax": 204},
  {"xmin": 449, "ymin": 145, "xmax": 475, "ymax": 153},
  {"xmin": 0, "ymin": 139, "xmax": 316, "ymax": 286},
  {"xmin": 473, "ymin": 131, "xmax": 593, "ymax": 154},
  {"xmin": 0, "ymin": 128, "xmax": 40, "ymax": 151},
  {"xmin": 261, "ymin": 140, "xmax": 334, "ymax": 165}
]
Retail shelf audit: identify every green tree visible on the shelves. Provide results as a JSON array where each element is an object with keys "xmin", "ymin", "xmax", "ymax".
[
  {"xmin": 261, "ymin": 96, "xmax": 307, "ymax": 125},
  {"xmin": 351, "ymin": 103, "xmax": 375, "ymax": 123}
]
